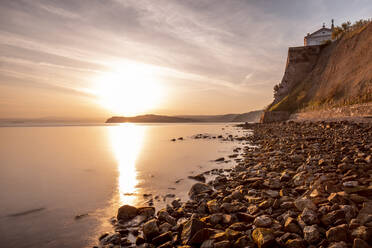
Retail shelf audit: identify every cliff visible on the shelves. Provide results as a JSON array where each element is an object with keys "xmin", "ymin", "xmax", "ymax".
[{"xmin": 263, "ymin": 22, "xmax": 372, "ymax": 122}]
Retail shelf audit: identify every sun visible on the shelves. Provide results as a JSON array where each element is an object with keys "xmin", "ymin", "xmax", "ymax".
[{"xmin": 94, "ymin": 61, "xmax": 164, "ymax": 116}]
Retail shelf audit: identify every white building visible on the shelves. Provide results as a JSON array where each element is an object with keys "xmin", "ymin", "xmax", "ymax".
[{"xmin": 304, "ymin": 20, "xmax": 334, "ymax": 46}]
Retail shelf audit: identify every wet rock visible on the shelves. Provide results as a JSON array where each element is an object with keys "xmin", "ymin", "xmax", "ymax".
[
  {"xmin": 284, "ymin": 217, "xmax": 302, "ymax": 234},
  {"xmin": 326, "ymin": 224, "xmax": 348, "ymax": 242},
  {"xmin": 189, "ymin": 183, "xmax": 212, "ymax": 199},
  {"xmin": 294, "ymin": 197, "xmax": 316, "ymax": 211},
  {"xmin": 159, "ymin": 222, "xmax": 172, "ymax": 233},
  {"xmin": 303, "ymin": 225, "xmax": 321, "ymax": 244},
  {"xmin": 136, "ymin": 236, "xmax": 146, "ymax": 246},
  {"xmin": 352, "ymin": 238, "xmax": 370, "ymax": 248},
  {"xmin": 300, "ymin": 207, "xmax": 319, "ymax": 225},
  {"xmin": 251, "ymin": 228, "xmax": 275, "ymax": 248},
  {"xmin": 158, "ymin": 209, "xmax": 176, "ymax": 225},
  {"xmin": 201, "ymin": 239, "xmax": 214, "ymax": 248},
  {"xmin": 117, "ymin": 205, "xmax": 138, "ymax": 221},
  {"xmin": 142, "ymin": 219, "xmax": 160, "ymax": 241},
  {"xmin": 207, "ymin": 199, "xmax": 219, "ymax": 213},
  {"xmin": 158, "ymin": 241, "xmax": 173, "ymax": 248},
  {"xmin": 152, "ymin": 231, "xmax": 172, "ymax": 246},
  {"xmin": 254, "ymin": 215, "xmax": 272, "ymax": 227},
  {"xmin": 188, "ymin": 228, "xmax": 217, "ymax": 245},
  {"xmin": 285, "ymin": 238, "xmax": 306, "ymax": 248},
  {"xmin": 188, "ymin": 174, "xmax": 206, "ymax": 182},
  {"xmin": 181, "ymin": 218, "xmax": 206, "ymax": 244},
  {"xmin": 351, "ymin": 226, "xmax": 372, "ymax": 242},
  {"xmin": 328, "ymin": 241, "xmax": 348, "ymax": 248},
  {"xmin": 214, "ymin": 240, "xmax": 230, "ymax": 248}
]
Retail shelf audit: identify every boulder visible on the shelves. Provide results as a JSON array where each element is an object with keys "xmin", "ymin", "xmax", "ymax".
[
  {"xmin": 142, "ymin": 218, "xmax": 160, "ymax": 241},
  {"xmin": 303, "ymin": 225, "xmax": 321, "ymax": 244},
  {"xmin": 326, "ymin": 224, "xmax": 348, "ymax": 242},
  {"xmin": 189, "ymin": 183, "xmax": 212, "ymax": 199},
  {"xmin": 251, "ymin": 228, "xmax": 275, "ymax": 248},
  {"xmin": 254, "ymin": 215, "xmax": 272, "ymax": 228},
  {"xmin": 117, "ymin": 205, "xmax": 138, "ymax": 221},
  {"xmin": 181, "ymin": 218, "xmax": 206, "ymax": 244}
]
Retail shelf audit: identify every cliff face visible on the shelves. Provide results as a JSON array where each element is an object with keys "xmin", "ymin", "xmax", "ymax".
[{"xmin": 268, "ymin": 22, "xmax": 372, "ymax": 115}]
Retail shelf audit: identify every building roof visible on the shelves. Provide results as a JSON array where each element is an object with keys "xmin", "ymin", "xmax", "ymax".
[{"xmin": 305, "ymin": 27, "xmax": 332, "ymax": 38}]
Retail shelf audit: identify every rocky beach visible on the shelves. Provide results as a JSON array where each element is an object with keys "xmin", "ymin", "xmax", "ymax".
[{"xmin": 96, "ymin": 120, "xmax": 372, "ymax": 248}]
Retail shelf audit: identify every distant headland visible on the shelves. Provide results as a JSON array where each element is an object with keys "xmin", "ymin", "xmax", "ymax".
[{"xmin": 105, "ymin": 110, "xmax": 263, "ymax": 123}]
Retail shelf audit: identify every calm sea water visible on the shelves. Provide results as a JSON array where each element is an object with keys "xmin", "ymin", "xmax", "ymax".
[{"xmin": 0, "ymin": 123, "xmax": 248, "ymax": 248}]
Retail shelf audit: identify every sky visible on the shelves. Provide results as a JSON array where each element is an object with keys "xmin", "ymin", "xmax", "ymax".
[{"xmin": 0, "ymin": 0, "xmax": 371, "ymax": 119}]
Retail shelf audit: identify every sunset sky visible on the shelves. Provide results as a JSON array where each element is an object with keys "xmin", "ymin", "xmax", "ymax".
[{"xmin": 1, "ymin": 0, "xmax": 371, "ymax": 119}]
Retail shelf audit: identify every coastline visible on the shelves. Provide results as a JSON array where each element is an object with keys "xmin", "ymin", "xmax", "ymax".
[{"xmin": 96, "ymin": 120, "xmax": 372, "ymax": 248}]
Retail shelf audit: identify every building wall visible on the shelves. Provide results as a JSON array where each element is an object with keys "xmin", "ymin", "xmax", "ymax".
[{"xmin": 305, "ymin": 32, "xmax": 332, "ymax": 46}]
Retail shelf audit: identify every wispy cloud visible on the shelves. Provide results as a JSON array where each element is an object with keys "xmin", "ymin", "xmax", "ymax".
[{"xmin": 0, "ymin": 0, "xmax": 371, "ymax": 117}]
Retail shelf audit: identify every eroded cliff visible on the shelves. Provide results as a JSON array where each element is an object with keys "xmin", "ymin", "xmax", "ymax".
[{"xmin": 266, "ymin": 22, "xmax": 372, "ymax": 118}]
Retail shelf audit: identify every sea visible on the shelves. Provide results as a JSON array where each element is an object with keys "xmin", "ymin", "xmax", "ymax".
[{"xmin": 0, "ymin": 123, "xmax": 250, "ymax": 248}]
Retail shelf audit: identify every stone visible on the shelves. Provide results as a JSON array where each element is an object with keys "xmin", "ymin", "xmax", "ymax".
[
  {"xmin": 159, "ymin": 222, "xmax": 172, "ymax": 233},
  {"xmin": 351, "ymin": 226, "xmax": 372, "ymax": 242},
  {"xmin": 237, "ymin": 212, "xmax": 255, "ymax": 222},
  {"xmin": 181, "ymin": 218, "xmax": 206, "ymax": 244},
  {"xmin": 353, "ymin": 238, "xmax": 370, "ymax": 248},
  {"xmin": 284, "ymin": 217, "xmax": 302, "ymax": 234},
  {"xmin": 201, "ymin": 240, "xmax": 214, "ymax": 248},
  {"xmin": 142, "ymin": 219, "xmax": 160, "ymax": 241},
  {"xmin": 303, "ymin": 225, "xmax": 321, "ymax": 244},
  {"xmin": 294, "ymin": 197, "xmax": 316, "ymax": 211},
  {"xmin": 234, "ymin": 235, "xmax": 250, "ymax": 248},
  {"xmin": 326, "ymin": 224, "xmax": 348, "ymax": 242},
  {"xmin": 251, "ymin": 228, "xmax": 275, "ymax": 248},
  {"xmin": 135, "ymin": 236, "xmax": 146, "ymax": 246},
  {"xmin": 328, "ymin": 241, "xmax": 348, "ymax": 248},
  {"xmin": 343, "ymin": 181, "xmax": 359, "ymax": 187},
  {"xmin": 207, "ymin": 199, "xmax": 219, "ymax": 213},
  {"xmin": 285, "ymin": 238, "xmax": 306, "ymax": 248},
  {"xmin": 189, "ymin": 183, "xmax": 212, "ymax": 199},
  {"xmin": 152, "ymin": 231, "xmax": 172, "ymax": 246},
  {"xmin": 137, "ymin": 207, "xmax": 155, "ymax": 219},
  {"xmin": 254, "ymin": 215, "xmax": 272, "ymax": 227},
  {"xmin": 188, "ymin": 228, "xmax": 216, "ymax": 245},
  {"xmin": 300, "ymin": 207, "xmax": 318, "ymax": 225},
  {"xmin": 158, "ymin": 209, "xmax": 176, "ymax": 225},
  {"xmin": 214, "ymin": 240, "xmax": 230, "ymax": 248},
  {"xmin": 158, "ymin": 241, "xmax": 173, "ymax": 248},
  {"xmin": 117, "ymin": 205, "xmax": 138, "ymax": 221}
]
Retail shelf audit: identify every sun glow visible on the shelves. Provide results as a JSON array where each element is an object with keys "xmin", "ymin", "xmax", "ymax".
[{"xmin": 94, "ymin": 62, "xmax": 164, "ymax": 116}]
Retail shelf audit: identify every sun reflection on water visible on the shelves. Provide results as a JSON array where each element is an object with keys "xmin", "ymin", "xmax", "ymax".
[{"xmin": 108, "ymin": 124, "xmax": 145, "ymax": 206}]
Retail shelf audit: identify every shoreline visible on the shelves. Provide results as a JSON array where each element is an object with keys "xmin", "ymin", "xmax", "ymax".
[{"xmin": 96, "ymin": 120, "xmax": 372, "ymax": 248}]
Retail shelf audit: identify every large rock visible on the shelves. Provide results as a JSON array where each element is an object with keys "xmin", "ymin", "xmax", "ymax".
[
  {"xmin": 303, "ymin": 225, "xmax": 320, "ymax": 244},
  {"xmin": 117, "ymin": 205, "xmax": 138, "ymax": 221},
  {"xmin": 294, "ymin": 197, "xmax": 316, "ymax": 211},
  {"xmin": 142, "ymin": 218, "xmax": 160, "ymax": 241},
  {"xmin": 326, "ymin": 224, "xmax": 348, "ymax": 242},
  {"xmin": 189, "ymin": 183, "xmax": 212, "ymax": 199},
  {"xmin": 254, "ymin": 215, "xmax": 272, "ymax": 228},
  {"xmin": 251, "ymin": 228, "xmax": 275, "ymax": 248},
  {"xmin": 181, "ymin": 218, "xmax": 206, "ymax": 244},
  {"xmin": 300, "ymin": 207, "xmax": 318, "ymax": 225},
  {"xmin": 152, "ymin": 231, "xmax": 172, "ymax": 246}
]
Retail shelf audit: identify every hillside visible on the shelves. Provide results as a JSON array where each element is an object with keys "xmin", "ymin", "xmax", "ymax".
[
  {"xmin": 267, "ymin": 22, "xmax": 372, "ymax": 116},
  {"xmin": 106, "ymin": 110, "xmax": 263, "ymax": 123}
]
